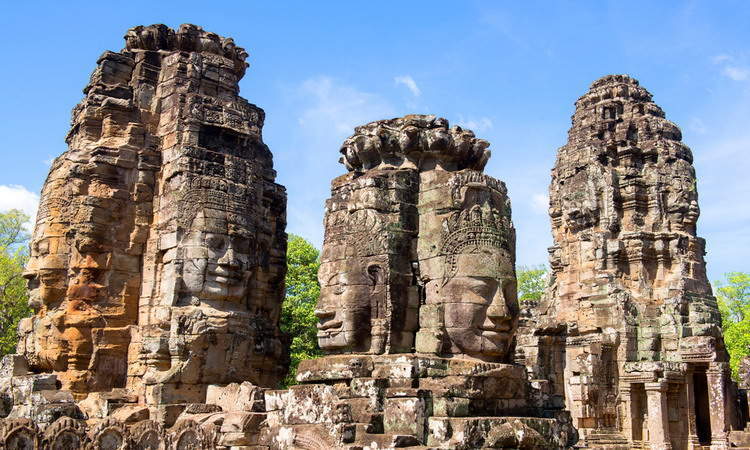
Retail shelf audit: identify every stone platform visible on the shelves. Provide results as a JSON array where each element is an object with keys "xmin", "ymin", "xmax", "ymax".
[{"xmin": 264, "ymin": 354, "xmax": 576, "ymax": 449}]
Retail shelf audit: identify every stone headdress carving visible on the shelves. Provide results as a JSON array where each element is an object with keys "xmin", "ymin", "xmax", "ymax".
[
  {"xmin": 324, "ymin": 209, "xmax": 388, "ymax": 257},
  {"xmin": 124, "ymin": 24, "xmax": 249, "ymax": 76},
  {"xmin": 440, "ymin": 171, "xmax": 513, "ymax": 283},
  {"xmin": 339, "ymin": 114, "xmax": 491, "ymax": 172},
  {"xmin": 176, "ymin": 176, "xmax": 255, "ymax": 232}
]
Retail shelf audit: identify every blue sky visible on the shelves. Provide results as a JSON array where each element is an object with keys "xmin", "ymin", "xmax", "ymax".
[{"xmin": 0, "ymin": 1, "xmax": 748, "ymax": 283}]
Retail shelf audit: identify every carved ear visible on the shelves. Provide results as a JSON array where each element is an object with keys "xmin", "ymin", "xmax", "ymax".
[{"xmin": 367, "ymin": 264, "xmax": 383, "ymax": 288}]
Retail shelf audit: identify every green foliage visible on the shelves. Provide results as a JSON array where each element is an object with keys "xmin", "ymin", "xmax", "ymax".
[
  {"xmin": 0, "ymin": 209, "xmax": 32, "ymax": 356},
  {"xmin": 280, "ymin": 234, "xmax": 322, "ymax": 387},
  {"xmin": 716, "ymin": 272, "xmax": 750, "ymax": 379},
  {"xmin": 517, "ymin": 264, "xmax": 548, "ymax": 301}
]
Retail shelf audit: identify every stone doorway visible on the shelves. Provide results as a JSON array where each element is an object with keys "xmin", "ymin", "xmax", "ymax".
[
  {"xmin": 631, "ymin": 383, "xmax": 646, "ymax": 442},
  {"xmin": 693, "ymin": 369, "xmax": 711, "ymax": 445}
]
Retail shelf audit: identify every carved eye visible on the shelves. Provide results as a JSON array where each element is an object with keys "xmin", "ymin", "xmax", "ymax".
[
  {"xmin": 208, "ymin": 236, "xmax": 225, "ymax": 250},
  {"xmin": 334, "ymin": 285, "xmax": 345, "ymax": 295},
  {"xmin": 33, "ymin": 239, "xmax": 50, "ymax": 255},
  {"xmin": 469, "ymin": 278, "xmax": 498, "ymax": 300},
  {"xmin": 231, "ymin": 237, "xmax": 250, "ymax": 254},
  {"xmin": 471, "ymin": 284, "xmax": 491, "ymax": 298},
  {"xmin": 40, "ymin": 272, "xmax": 61, "ymax": 284}
]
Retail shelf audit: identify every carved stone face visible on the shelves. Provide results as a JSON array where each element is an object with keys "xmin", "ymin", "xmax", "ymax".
[
  {"xmin": 24, "ymin": 229, "xmax": 69, "ymax": 311},
  {"xmin": 433, "ymin": 250, "xmax": 518, "ymax": 360},
  {"xmin": 61, "ymin": 254, "xmax": 106, "ymax": 375},
  {"xmin": 315, "ymin": 258, "xmax": 384, "ymax": 352},
  {"xmin": 179, "ymin": 211, "xmax": 253, "ymax": 303}
]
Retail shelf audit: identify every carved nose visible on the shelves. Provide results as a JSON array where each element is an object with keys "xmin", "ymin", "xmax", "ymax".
[
  {"xmin": 217, "ymin": 247, "xmax": 240, "ymax": 268},
  {"xmin": 23, "ymin": 271, "xmax": 39, "ymax": 289},
  {"xmin": 486, "ymin": 289, "xmax": 511, "ymax": 321}
]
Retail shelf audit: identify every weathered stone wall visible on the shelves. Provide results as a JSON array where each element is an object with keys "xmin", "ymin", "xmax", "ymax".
[
  {"xmin": 266, "ymin": 115, "xmax": 575, "ymax": 448},
  {"xmin": 517, "ymin": 75, "xmax": 736, "ymax": 448},
  {"xmin": 13, "ymin": 24, "xmax": 287, "ymax": 422},
  {"xmin": 4, "ymin": 23, "xmax": 744, "ymax": 448},
  {"xmin": 321, "ymin": 115, "xmax": 517, "ymax": 363}
]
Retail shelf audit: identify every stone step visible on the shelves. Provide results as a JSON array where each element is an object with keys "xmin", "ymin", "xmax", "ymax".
[{"xmin": 356, "ymin": 432, "xmax": 421, "ymax": 448}]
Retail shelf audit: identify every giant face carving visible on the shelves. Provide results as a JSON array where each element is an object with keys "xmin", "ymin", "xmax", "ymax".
[
  {"xmin": 18, "ymin": 222, "xmax": 69, "ymax": 373},
  {"xmin": 144, "ymin": 204, "xmax": 265, "ymax": 388},
  {"xmin": 432, "ymin": 250, "xmax": 518, "ymax": 360},
  {"xmin": 425, "ymin": 171, "xmax": 518, "ymax": 362},
  {"xmin": 179, "ymin": 210, "xmax": 254, "ymax": 303},
  {"xmin": 23, "ymin": 219, "xmax": 70, "ymax": 312},
  {"xmin": 315, "ymin": 257, "xmax": 385, "ymax": 353}
]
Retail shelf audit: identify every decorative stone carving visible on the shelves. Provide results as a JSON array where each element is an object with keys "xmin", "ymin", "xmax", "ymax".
[
  {"xmin": 338, "ymin": 114, "xmax": 490, "ymax": 173},
  {"xmin": 43, "ymin": 416, "xmax": 88, "ymax": 449},
  {"xmin": 130, "ymin": 420, "xmax": 165, "ymax": 450},
  {"xmin": 17, "ymin": 47, "xmax": 147, "ymax": 392},
  {"xmin": 9, "ymin": 23, "xmax": 287, "ymax": 422},
  {"xmin": 317, "ymin": 115, "xmax": 516, "ymax": 361},
  {"xmin": 517, "ymin": 75, "xmax": 736, "ymax": 448},
  {"xmin": 317, "ymin": 169, "xmax": 419, "ymax": 354},
  {"xmin": 88, "ymin": 418, "xmax": 131, "ymax": 450},
  {"xmin": 1, "ymin": 418, "xmax": 40, "ymax": 449},
  {"xmin": 168, "ymin": 419, "xmax": 213, "ymax": 449},
  {"xmin": 271, "ymin": 115, "xmax": 574, "ymax": 448},
  {"xmin": 417, "ymin": 169, "xmax": 517, "ymax": 361},
  {"xmin": 122, "ymin": 25, "xmax": 288, "ymax": 415}
]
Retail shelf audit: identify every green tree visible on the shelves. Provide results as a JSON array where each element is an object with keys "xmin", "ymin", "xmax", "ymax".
[
  {"xmin": 0, "ymin": 209, "xmax": 32, "ymax": 355},
  {"xmin": 280, "ymin": 234, "xmax": 322, "ymax": 387},
  {"xmin": 517, "ymin": 264, "xmax": 548, "ymax": 301},
  {"xmin": 715, "ymin": 272, "xmax": 750, "ymax": 379}
]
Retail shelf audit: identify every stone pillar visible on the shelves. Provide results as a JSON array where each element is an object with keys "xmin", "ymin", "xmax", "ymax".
[
  {"xmin": 707, "ymin": 363, "xmax": 730, "ymax": 449},
  {"xmin": 619, "ymin": 383, "xmax": 636, "ymax": 443},
  {"xmin": 645, "ymin": 381, "xmax": 672, "ymax": 450}
]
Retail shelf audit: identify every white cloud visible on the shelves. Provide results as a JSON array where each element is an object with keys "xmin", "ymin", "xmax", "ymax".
[
  {"xmin": 722, "ymin": 66, "xmax": 750, "ymax": 81},
  {"xmin": 712, "ymin": 54, "xmax": 731, "ymax": 64},
  {"xmin": 456, "ymin": 116, "xmax": 494, "ymax": 133},
  {"xmin": 43, "ymin": 155, "xmax": 56, "ymax": 166},
  {"xmin": 297, "ymin": 76, "xmax": 396, "ymax": 138},
  {"xmin": 688, "ymin": 117, "xmax": 707, "ymax": 135},
  {"xmin": 711, "ymin": 54, "xmax": 750, "ymax": 82},
  {"xmin": 0, "ymin": 185, "xmax": 39, "ymax": 230},
  {"xmin": 531, "ymin": 193, "xmax": 548, "ymax": 214},
  {"xmin": 394, "ymin": 75, "xmax": 421, "ymax": 97}
]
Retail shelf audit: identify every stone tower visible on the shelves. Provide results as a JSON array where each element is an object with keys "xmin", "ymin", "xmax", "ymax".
[
  {"xmin": 264, "ymin": 115, "xmax": 576, "ymax": 448},
  {"xmin": 517, "ymin": 75, "xmax": 736, "ymax": 449},
  {"xmin": 14, "ymin": 24, "xmax": 287, "ymax": 424}
]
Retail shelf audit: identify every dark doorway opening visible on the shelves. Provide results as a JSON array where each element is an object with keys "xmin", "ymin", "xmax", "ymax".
[
  {"xmin": 631, "ymin": 383, "xmax": 646, "ymax": 442},
  {"xmin": 693, "ymin": 370, "xmax": 711, "ymax": 444},
  {"xmin": 739, "ymin": 389, "xmax": 749, "ymax": 427}
]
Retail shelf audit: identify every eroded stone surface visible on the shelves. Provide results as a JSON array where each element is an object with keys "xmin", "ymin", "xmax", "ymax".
[
  {"xmin": 517, "ymin": 75, "xmax": 738, "ymax": 448},
  {"xmin": 262, "ymin": 116, "xmax": 574, "ymax": 448},
  {"xmin": 3, "ymin": 26, "xmax": 745, "ymax": 448},
  {"xmin": 8, "ymin": 22, "xmax": 287, "ymax": 422},
  {"xmin": 318, "ymin": 115, "xmax": 517, "ymax": 362}
]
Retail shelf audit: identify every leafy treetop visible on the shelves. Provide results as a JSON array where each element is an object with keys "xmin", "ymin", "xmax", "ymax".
[
  {"xmin": 280, "ymin": 234, "xmax": 322, "ymax": 387},
  {"xmin": 0, "ymin": 209, "xmax": 32, "ymax": 355}
]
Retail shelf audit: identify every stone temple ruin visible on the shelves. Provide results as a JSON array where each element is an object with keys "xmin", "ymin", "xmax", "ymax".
[
  {"xmin": 0, "ymin": 24, "xmax": 748, "ymax": 449},
  {"xmin": 515, "ymin": 74, "xmax": 742, "ymax": 449}
]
